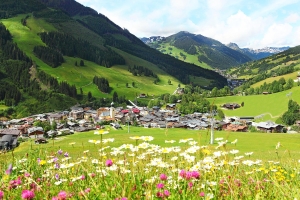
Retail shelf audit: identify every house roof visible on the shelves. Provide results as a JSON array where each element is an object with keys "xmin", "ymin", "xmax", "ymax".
[
  {"xmin": 28, "ymin": 127, "xmax": 44, "ymax": 134},
  {"xmin": 0, "ymin": 129, "xmax": 20, "ymax": 136}
]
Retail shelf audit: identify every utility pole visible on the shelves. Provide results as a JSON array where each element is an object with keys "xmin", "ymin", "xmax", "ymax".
[{"xmin": 210, "ymin": 115, "xmax": 214, "ymax": 145}]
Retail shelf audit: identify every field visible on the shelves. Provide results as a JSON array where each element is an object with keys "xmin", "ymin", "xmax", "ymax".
[
  {"xmin": 209, "ymin": 86, "xmax": 300, "ymax": 121},
  {"xmin": 1, "ymin": 127, "xmax": 300, "ymax": 199},
  {"xmin": 0, "ymin": 15, "xmax": 181, "ymax": 100},
  {"xmin": 11, "ymin": 127, "xmax": 300, "ymax": 161}
]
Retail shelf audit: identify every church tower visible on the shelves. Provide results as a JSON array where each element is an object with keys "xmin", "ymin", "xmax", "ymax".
[{"xmin": 110, "ymin": 102, "xmax": 115, "ymax": 120}]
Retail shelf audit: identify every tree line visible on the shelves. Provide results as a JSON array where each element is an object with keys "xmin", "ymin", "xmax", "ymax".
[
  {"xmin": 37, "ymin": 70, "xmax": 77, "ymax": 98},
  {"xmin": 33, "ymin": 46, "xmax": 64, "ymax": 68},
  {"xmin": 282, "ymin": 100, "xmax": 300, "ymax": 125},
  {"xmin": 93, "ymin": 76, "xmax": 110, "ymax": 93},
  {"xmin": 38, "ymin": 31, "xmax": 125, "ymax": 68},
  {"xmin": 128, "ymin": 65, "xmax": 158, "ymax": 78}
]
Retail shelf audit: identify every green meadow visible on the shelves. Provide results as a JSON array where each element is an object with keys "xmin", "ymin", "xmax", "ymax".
[
  {"xmin": 251, "ymin": 66, "xmax": 300, "ymax": 88},
  {"xmin": 1, "ymin": 15, "xmax": 181, "ymax": 99},
  {"xmin": 11, "ymin": 127, "xmax": 300, "ymax": 162},
  {"xmin": 209, "ymin": 86, "xmax": 300, "ymax": 121},
  {"xmin": 157, "ymin": 43, "xmax": 212, "ymax": 69}
]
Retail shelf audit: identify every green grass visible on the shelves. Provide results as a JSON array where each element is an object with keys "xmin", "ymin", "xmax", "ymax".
[
  {"xmin": 12, "ymin": 127, "xmax": 300, "ymax": 161},
  {"xmin": 1, "ymin": 15, "xmax": 182, "ymax": 99},
  {"xmin": 157, "ymin": 43, "xmax": 212, "ymax": 69},
  {"xmin": 209, "ymin": 86, "xmax": 300, "ymax": 121},
  {"xmin": 0, "ymin": 105, "xmax": 8, "ymax": 110},
  {"xmin": 251, "ymin": 67, "xmax": 300, "ymax": 88}
]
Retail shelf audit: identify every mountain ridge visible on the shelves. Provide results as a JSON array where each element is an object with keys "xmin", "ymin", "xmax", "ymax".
[
  {"xmin": 226, "ymin": 42, "xmax": 290, "ymax": 60},
  {"xmin": 141, "ymin": 31, "xmax": 252, "ymax": 69}
]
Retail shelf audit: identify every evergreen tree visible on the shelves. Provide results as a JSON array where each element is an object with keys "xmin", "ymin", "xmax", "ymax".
[{"xmin": 80, "ymin": 60, "xmax": 84, "ymax": 66}]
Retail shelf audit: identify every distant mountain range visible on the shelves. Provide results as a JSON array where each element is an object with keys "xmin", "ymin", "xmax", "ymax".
[
  {"xmin": 141, "ymin": 33, "xmax": 290, "ymax": 69},
  {"xmin": 226, "ymin": 43, "xmax": 290, "ymax": 60}
]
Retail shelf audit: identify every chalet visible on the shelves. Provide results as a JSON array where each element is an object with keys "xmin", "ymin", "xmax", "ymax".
[
  {"xmin": 28, "ymin": 127, "xmax": 44, "ymax": 138},
  {"xmin": 166, "ymin": 104, "xmax": 176, "ymax": 110},
  {"xmin": 48, "ymin": 113, "xmax": 65, "ymax": 124},
  {"xmin": 0, "ymin": 134, "xmax": 18, "ymax": 150},
  {"xmin": 252, "ymin": 121, "xmax": 284, "ymax": 133},
  {"xmin": 0, "ymin": 129, "xmax": 21, "ymax": 137},
  {"xmin": 84, "ymin": 109, "xmax": 98, "ymax": 121},
  {"xmin": 139, "ymin": 93, "xmax": 147, "ymax": 98},
  {"xmin": 225, "ymin": 124, "xmax": 248, "ymax": 132},
  {"xmin": 46, "ymin": 130, "xmax": 57, "ymax": 138},
  {"xmin": 222, "ymin": 103, "xmax": 240, "ymax": 110}
]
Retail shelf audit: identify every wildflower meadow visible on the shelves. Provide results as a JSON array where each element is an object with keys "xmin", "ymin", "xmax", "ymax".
[{"xmin": 1, "ymin": 128, "xmax": 300, "ymax": 199}]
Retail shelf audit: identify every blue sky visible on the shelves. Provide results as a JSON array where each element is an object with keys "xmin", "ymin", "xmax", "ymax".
[{"xmin": 76, "ymin": 0, "xmax": 300, "ymax": 48}]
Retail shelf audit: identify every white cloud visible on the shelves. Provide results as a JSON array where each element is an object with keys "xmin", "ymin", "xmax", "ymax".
[
  {"xmin": 260, "ymin": 23, "xmax": 293, "ymax": 47},
  {"xmin": 285, "ymin": 13, "xmax": 300, "ymax": 23},
  {"xmin": 75, "ymin": 0, "xmax": 300, "ymax": 48}
]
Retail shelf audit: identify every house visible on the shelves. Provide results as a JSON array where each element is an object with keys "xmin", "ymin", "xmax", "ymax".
[
  {"xmin": 139, "ymin": 93, "xmax": 147, "ymax": 98},
  {"xmin": 69, "ymin": 110, "xmax": 84, "ymax": 120},
  {"xmin": 222, "ymin": 103, "xmax": 240, "ymax": 110},
  {"xmin": 166, "ymin": 104, "xmax": 176, "ymax": 110},
  {"xmin": 48, "ymin": 113, "xmax": 65, "ymax": 124},
  {"xmin": 0, "ymin": 134, "xmax": 18, "ymax": 150},
  {"xmin": 252, "ymin": 121, "xmax": 284, "ymax": 133},
  {"xmin": 27, "ymin": 127, "xmax": 44, "ymax": 138},
  {"xmin": 0, "ymin": 129, "xmax": 21, "ymax": 137},
  {"xmin": 225, "ymin": 124, "xmax": 248, "ymax": 132}
]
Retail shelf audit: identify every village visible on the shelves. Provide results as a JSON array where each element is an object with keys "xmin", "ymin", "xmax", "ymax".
[{"xmin": 0, "ymin": 102, "xmax": 286, "ymax": 151}]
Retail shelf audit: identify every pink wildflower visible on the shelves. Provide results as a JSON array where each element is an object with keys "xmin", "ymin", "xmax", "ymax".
[
  {"xmin": 179, "ymin": 169, "xmax": 186, "ymax": 178},
  {"xmin": 164, "ymin": 190, "xmax": 170, "ymax": 197},
  {"xmin": 188, "ymin": 182, "xmax": 193, "ymax": 189},
  {"xmin": 199, "ymin": 192, "xmax": 205, "ymax": 197},
  {"xmin": 105, "ymin": 159, "xmax": 113, "ymax": 167},
  {"xmin": 84, "ymin": 188, "xmax": 91, "ymax": 193},
  {"xmin": 21, "ymin": 190, "xmax": 35, "ymax": 200},
  {"xmin": 191, "ymin": 171, "xmax": 200, "ymax": 179},
  {"xmin": 156, "ymin": 183, "xmax": 164, "ymax": 189},
  {"xmin": 159, "ymin": 173, "xmax": 168, "ymax": 181},
  {"xmin": 0, "ymin": 191, "xmax": 4, "ymax": 199},
  {"xmin": 58, "ymin": 191, "xmax": 67, "ymax": 200},
  {"xmin": 156, "ymin": 192, "xmax": 164, "ymax": 198}
]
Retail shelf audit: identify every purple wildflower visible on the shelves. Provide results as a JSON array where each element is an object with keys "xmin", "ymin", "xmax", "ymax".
[
  {"xmin": 5, "ymin": 164, "xmax": 13, "ymax": 175},
  {"xmin": 57, "ymin": 149, "xmax": 63, "ymax": 155}
]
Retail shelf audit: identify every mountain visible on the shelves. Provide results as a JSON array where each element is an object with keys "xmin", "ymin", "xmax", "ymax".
[
  {"xmin": 227, "ymin": 43, "xmax": 290, "ymax": 60},
  {"xmin": 141, "ymin": 31, "xmax": 252, "ymax": 69},
  {"xmin": 0, "ymin": 0, "xmax": 227, "ymax": 117},
  {"xmin": 140, "ymin": 36, "xmax": 165, "ymax": 44},
  {"xmin": 228, "ymin": 45, "xmax": 300, "ymax": 81}
]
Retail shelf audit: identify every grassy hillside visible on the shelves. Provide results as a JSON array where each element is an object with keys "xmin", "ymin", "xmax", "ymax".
[
  {"xmin": 1, "ymin": 15, "xmax": 180, "ymax": 99},
  {"xmin": 251, "ymin": 66, "xmax": 300, "ymax": 88},
  {"xmin": 209, "ymin": 86, "xmax": 300, "ymax": 121},
  {"xmin": 228, "ymin": 45, "xmax": 300, "ymax": 80},
  {"xmin": 146, "ymin": 31, "xmax": 252, "ymax": 70},
  {"xmin": 156, "ymin": 43, "xmax": 212, "ymax": 69}
]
